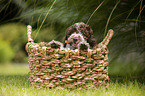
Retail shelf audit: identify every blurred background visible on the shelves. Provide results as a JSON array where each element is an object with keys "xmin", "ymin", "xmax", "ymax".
[{"xmin": 0, "ymin": 0, "xmax": 144, "ymax": 81}]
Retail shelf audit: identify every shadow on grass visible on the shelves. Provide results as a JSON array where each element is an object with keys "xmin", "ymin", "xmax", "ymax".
[
  {"xmin": 109, "ymin": 75, "xmax": 145, "ymax": 84},
  {"xmin": 0, "ymin": 74, "xmax": 144, "ymax": 88},
  {"xmin": 0, "ymin": 74, "xmax": 29, "ymax": 87}
]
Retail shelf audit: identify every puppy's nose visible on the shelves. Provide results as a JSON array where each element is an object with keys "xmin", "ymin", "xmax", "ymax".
[{"xmin": 65, "ymin": 40, "xmax": 71, "ymax": 44}]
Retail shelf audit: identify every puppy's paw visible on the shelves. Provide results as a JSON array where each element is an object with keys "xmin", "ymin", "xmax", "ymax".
[
  {"xmin": 78, "ymin": 42, "xmax": 90, "ymax": 51},
  {"xmin": 48, "ymin": 40, "xmax": 64, "ymax": 49}
]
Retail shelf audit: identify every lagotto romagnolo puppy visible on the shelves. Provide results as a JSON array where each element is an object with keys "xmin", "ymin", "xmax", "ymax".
[{"xmin": 63, "ymin": 22, "xmax": 97, "ymax": 50}]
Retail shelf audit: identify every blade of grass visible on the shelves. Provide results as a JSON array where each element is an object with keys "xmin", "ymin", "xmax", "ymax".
[
  {"xmin": 134, "ymin": 4, "xmax": 145, "ymax": 46},
  {"xmin": 125, "ymin": 0, "xmax": 141, "ymax": 23},
  {"xmin": 104, "ymin": 0, "xmax": 120, "ymax": 36},
  {"xmin": 34, "ymin": 0, "xmax": 57, "ymax": 40},
  {"xmin": 86, "ymin": 1, "xmax": 104, "ymax": 24},
  {"xmin": 0, "ymin": 0, "xmax": 11, "ymax": 13},
  {"xmin": 125, "ymin": 19, "xmax": 145, "ymax": 23},
  {"xmin": 36, "ymin": 1, "xmax": 56, "ymax": 28}
]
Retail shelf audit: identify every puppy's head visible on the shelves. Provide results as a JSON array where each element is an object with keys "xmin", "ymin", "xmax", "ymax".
[
  {"xmin": 63, "ymin": 22, "xmax": 96, "ymax": 49},
  {"xmin": 65, "ymin": 32, "xmax": 87, "ymax": 49}
]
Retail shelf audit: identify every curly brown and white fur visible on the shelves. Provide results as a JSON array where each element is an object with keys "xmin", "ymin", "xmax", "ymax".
[{"xmin": 63, "ymin": 22, "xmax": 97, "ymax": 50}]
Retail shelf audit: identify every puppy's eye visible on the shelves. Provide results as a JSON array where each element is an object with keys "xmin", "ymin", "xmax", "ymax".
[
  {"xmin": 73, "ymin": 28, "xmax": 77, "ymax": 31},
  {"xmin": 80, "ymin": 25, "xmax": 83, "ymax": 28},
  {"xmin": 73, "ymin": 39, "xmax": 78, "ymax": 43}
]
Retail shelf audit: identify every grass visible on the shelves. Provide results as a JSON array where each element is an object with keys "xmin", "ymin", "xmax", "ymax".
[{"xmin": 0, "ymin": 64, "xmax": 144, "ymax": 96}]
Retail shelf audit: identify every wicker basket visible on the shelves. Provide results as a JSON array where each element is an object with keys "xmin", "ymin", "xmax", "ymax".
[{"xmin": 26, "ymin": 25, "xmax": 113, "ymax": 89}]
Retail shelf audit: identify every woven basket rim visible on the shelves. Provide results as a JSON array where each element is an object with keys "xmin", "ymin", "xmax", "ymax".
[{"xmin": 26, "ymin": 25, "xmax": 114, "ymax": 51}]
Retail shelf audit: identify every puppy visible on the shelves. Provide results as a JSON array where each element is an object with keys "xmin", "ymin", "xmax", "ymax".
[{"xmin": 63, "ymin": 22, "xmax": 97, "ymax": 50}]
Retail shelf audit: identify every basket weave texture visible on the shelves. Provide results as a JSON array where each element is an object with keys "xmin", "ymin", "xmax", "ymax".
[{"xmin": 26, "ymin": 25, "xmax": 113, "ymax": 89}]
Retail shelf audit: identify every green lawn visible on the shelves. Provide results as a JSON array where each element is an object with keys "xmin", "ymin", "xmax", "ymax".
[{"xmin": 0, "ymin": 64, "xmax": 144, "ymax": 96}]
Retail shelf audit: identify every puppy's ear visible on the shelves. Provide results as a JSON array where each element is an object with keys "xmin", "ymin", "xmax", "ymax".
[
  {"xmin": 87, "ymin": 26, "xmax": 97, "ymax": 48},
  {"xmin": 88, "ymin": 38, "xmax": 97, "ymax": 48},
  {"xmin": 86, "ymin": 26, "xmax": 93, "ymax": 35}
]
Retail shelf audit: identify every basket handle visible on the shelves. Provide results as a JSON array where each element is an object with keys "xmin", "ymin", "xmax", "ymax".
[
  {"xmin": 97, "ymin": 29, "xmax": 114, "ymax": 48},
  {"xmin": 27, "ymin": 25, "xmax": 34, "ymax": 43},
  {"xmin": 100, "ymin": 29, "xmax": 114, "ymax": 46}
]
